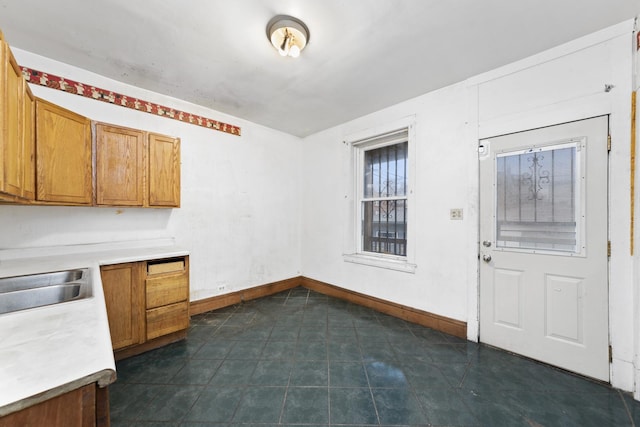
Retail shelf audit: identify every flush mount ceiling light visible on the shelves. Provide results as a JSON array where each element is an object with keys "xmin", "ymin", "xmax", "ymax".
[{"xmin": 267, "ymin": 15, "xmax": 309, "ymax": 58}]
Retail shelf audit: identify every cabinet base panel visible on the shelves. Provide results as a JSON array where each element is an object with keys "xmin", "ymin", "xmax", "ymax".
[{"xmin": 114, "ymin": 329, "xmax": 187, "ymax": 361}]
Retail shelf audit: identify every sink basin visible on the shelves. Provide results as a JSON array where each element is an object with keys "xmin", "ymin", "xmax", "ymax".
[{"xmin": 0, "ymin": 269, "xmax": 93, "ymax": 315}]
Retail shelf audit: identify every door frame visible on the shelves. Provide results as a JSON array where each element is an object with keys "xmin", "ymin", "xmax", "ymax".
[
  {"xmin": 475, "ymin": 115, "xmax": 611, "ymax": 381},
  {"xmin": 465, "ymin": 18, "xmax": 634, "ymax": 395}
]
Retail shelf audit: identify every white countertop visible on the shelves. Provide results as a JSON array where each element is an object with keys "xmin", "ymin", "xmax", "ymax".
[{"xmin": 0, "ymin": 240, "xmax": 189, "ymax": 416}]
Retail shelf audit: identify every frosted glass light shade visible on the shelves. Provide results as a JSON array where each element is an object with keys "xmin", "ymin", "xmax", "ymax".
[{"xmin": 267, "ymin": 16, "xmax": 309, "ymax": 58}]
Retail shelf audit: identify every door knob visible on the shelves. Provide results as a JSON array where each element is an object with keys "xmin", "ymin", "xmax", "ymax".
[
  {"xmin": 482, "ymin": 241, "xmax": 492, "ymax": 247},
  {"xmin": 482, "ymin": 254, "xmax": 492, "ymax": 263}
]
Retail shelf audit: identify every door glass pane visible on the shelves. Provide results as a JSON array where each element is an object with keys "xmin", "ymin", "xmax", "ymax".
[{"xmin": 496, "ymin": 143, "xmax": 579, "ymax": 252}]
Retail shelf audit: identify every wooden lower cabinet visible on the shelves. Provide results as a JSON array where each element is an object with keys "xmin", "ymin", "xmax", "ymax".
[
  {"xmin": 145, "ymin": 257, "xmax": 189, "ymax": 341},
  {"xmin": 0, "ymin": 383, "xmax": 109, "ymax": 427},
  {"xmin": 100, "ymin": 263, "xmax": 145, "ymax": 350},
  {"xmin": 100, "ymin": 256, "xmax": 189, "ymax": 359}
]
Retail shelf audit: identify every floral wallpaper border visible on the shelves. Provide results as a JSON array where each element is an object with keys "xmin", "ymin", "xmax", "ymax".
[{"xmin": 21, "ymin": 66, "xmax": 241, "ymax": 136}]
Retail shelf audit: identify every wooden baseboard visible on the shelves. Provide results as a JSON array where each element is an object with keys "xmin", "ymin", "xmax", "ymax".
[
  {"xmin": 301, "ymin": 277, "xmax": 467, "ymax": 339},
  {"xmin": 189, "ymin": 275, "xmax": 467, "ymax": 339},
  {"xmin": 189, "ymin": 276, "xmax": 303, "ymax": 316}
]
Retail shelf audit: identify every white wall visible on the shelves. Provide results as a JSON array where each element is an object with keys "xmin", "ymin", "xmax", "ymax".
[
  {"xmin": 0, "ymin": 48, "xmax": 303, "ymax": 301},
  {"xmin": 301, "ymin": 20, "xmax": 637, "ymax": 393},
  {"xmin": 301, "ymin": 83, "xmax": 477, "ymax": 322}
]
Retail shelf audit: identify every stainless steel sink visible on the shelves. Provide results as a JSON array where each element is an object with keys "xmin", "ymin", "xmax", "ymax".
[{"xmin": 0, "ymin": 269, "xmax": 93, "ymax": 314}]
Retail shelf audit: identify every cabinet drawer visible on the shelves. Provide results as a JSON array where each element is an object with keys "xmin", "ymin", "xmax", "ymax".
[
  {"xmin": 146, "ymin": 273, "xmax": 188, "ymax": 309},
  {"xmin": 146, "ymin": 301, "xmax": 189, "ymax": 340},
  {"xmin": 147, "ymin": 258, "xmax": 185, "ymax": 275}
]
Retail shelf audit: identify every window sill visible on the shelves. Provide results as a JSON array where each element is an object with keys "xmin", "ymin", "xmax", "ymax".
[{"xmin": 343, "ymin": 253, "xmax": 417, "ymax": 273}]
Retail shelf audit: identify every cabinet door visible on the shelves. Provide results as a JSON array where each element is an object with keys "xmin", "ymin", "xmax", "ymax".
[
  {"xmin": 100, "ymin": 263, "xmax": 145, "ymax": 350},
  {"xmin": 95, "ymin": 123, "xmax": 146, "ymax": 206},
  {"xmin": 0, "ymin": 384, "xmax": 96, "ymax": 427},
  {"xmin": 21, "ymin": 82, "xmax": 35, "ymax": 200},
  {"xmin": 148, "ymin": 133, "xmax": 180, "ymax": 207},
  {"xmin": 0, "ymin": 41, "xmax": 23, "ymax": 198},
  {"xmin": 36, "ymin": 99, "xmax": 92, "ymax": 204}
]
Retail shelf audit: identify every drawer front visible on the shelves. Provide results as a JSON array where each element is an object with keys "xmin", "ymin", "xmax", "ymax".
[
  {"xmin": 147, "ymin": 259, "xmax": 185, "ymax": 275},
  {"xmin": 146, "ymin": 273, "xmax": 188, "ymax": 309},
  {"xmin": 146, "ymin": 301, "xmax": 189, "ymax": 340}
]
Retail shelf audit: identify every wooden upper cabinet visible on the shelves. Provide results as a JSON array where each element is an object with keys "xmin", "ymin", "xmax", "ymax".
[
  {"xmin": 94, "ymin": 123, "xmax": 146, "ymax": 206},
  {"xmin": 36, "ymin": 98, "xmax": 92, "ymax": 204},
  {"xmin": 0, "ymin": 32, "xmax": 180, "ymax": 208},
  {"xmin": 94, "ymin": 124, "xmax": 181, "ymax": 208},
  {"xmin": 0, "ymin": 41, "xmax": 32, "ymax": 200},
  {"xmin": 148, "ymin": 133, "xmax": 180, "ymax": 207},
  {"xmin": 21, "ymin": 82, "xmax": 35, "ymax": 200}
]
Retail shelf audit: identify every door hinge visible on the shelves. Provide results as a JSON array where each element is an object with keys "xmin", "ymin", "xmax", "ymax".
[
  {"xmin": 607, "ymin": 241, "xmax": 611, "ymax": 258},
  {"xmin": 607, "ymin": 134, "xmax": 612, "ymax": 152},
  {"xmin": 609, "ymin": 345, "xmax": 613, "ymax": 363}
]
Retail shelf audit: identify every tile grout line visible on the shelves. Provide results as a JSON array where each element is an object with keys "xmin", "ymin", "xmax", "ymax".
[
  {"xmin": 205, "ymin": 305, "xmax": 248, "ymax": 425},
  {"xmin": 381, "ymin": 314, "xmax": 439, "ymax": 425},
  {"xmin": 356, "ymin": 325, "xmax": 382, "ymax": 426},
  {"xmin": 277, "ymin": 287, "xmax": 306, "ymax": 425},
  {"xmin": 276, "ymin": 353, "xmax": 294, "ymax": 425},
  {"xmin": 326, "ymin": 293, "xmax": 333, "ymax": 427},
  {"xmin": 176, "ymin": 320, "xmax": 225, "ymax": 425},
  {"xmin": 619, "ymin": 389, "xmax": 636, "ymax": 427}
]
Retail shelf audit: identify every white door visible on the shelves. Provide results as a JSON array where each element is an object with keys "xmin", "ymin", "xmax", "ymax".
[{"xmin": 479, "ymin": 116, "xmax": 609, "ymax": 381}]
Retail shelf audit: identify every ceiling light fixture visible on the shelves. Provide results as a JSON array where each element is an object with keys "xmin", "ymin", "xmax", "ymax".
[{"xmin": 267, "ymin": 15, "xmax": 309, "ymax": 58}]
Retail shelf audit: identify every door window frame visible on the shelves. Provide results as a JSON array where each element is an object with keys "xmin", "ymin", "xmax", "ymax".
[{"xmin": 492, "ymin": 138, "xmax": 587, "ymax": 257}]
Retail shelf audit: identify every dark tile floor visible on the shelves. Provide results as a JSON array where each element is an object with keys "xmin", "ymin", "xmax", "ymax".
[{"xmin": 110, "ymin": 287, "xmax": 640, "ymax": 426}]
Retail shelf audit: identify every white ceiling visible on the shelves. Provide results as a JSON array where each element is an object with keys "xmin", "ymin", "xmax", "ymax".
[{"xmin": 0, "ymin": 1, "xmax": 638, "ymax": 137}]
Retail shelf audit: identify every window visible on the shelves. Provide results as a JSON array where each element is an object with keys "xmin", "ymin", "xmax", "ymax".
[
  {"xmin": 362, "ymin": 140, "xmax": 408, "ymax": 256},
  {"xmin": 343, "ymin": 119, "xmax": 416, "ymax": 273}
]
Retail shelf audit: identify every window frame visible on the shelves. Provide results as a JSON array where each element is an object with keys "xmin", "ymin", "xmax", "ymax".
[{"xmin": 343, "ymin": 117, "xmax": 417, "ymax": 273}]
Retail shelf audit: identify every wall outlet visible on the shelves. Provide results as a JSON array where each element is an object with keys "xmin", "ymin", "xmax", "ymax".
[
  {"xmin": 218, "ymin": 284, "xmax": 226, "ymax": 291},
  {"xmin": 450, "ymin": 208, "xmax": 463, "ymax": 220}
]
